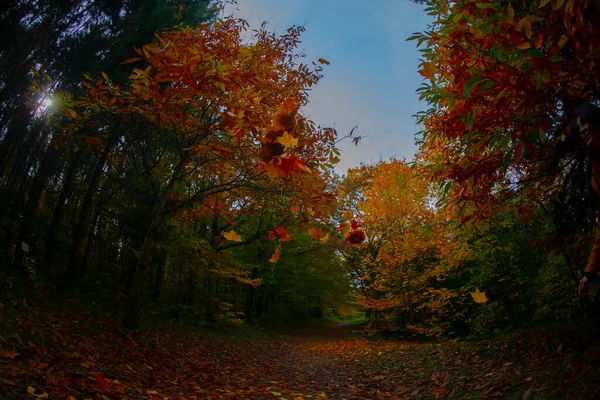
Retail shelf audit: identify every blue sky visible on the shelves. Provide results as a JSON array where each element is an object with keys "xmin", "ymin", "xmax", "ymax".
[{"xmin": 224, "ymin": 0, "xmax": 433, "ymax": 173}]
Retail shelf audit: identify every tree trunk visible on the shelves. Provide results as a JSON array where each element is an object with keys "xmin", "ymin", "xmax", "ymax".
[
  {"xmin": 14, "ymin": 140, "xmax": 61, "ymax": 275},
  {"xmin": 65, "ymin": 132, "xmax": 119, "ymax": 286},
  {"xmin": 122, "ymin": 156, "xmax": 187, "ymax": 329},
  {"xmin": 44, "ymin": 149, "xmax": 83, "ymax": 272}
]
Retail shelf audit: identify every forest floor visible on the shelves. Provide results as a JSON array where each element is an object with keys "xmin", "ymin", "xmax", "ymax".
[{"xmin": 2, "ymin": 294, "xmax": 600, "ymax": 399}]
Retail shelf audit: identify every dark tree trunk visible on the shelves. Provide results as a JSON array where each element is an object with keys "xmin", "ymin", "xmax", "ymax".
[
  {"xmin": 122, "ymin": 156, "xmax": 187, "ymax": 329},
  {"xmin": 14, "ymin": 140, "xmax": 61, "ymax": 275},
  {"xmin": 65, "ymin": 132, "xmax": 119, "ymax": 286},
  {"xmin": 44, "ymin": 149, "xmax": 83, "ymax": 272}
]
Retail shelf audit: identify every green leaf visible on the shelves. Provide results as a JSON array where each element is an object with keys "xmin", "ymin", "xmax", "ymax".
[
  {"xmin": 479, "ymin": 80, "xmax": 496, "ymax": 92},
  {"xmin": 463, "ymin": 76, "xmax": 484, "ymax": 97},
  {"xmin": 528, "ymin": 49, "xmax": 544, "ymax": 58},
  {"xmin": 541, "ymin": 69, "xmax": 550, "ymax": 82},
  {"xmin": 467, "ymin": 112, "xmax": 474, "ymax": 129}
]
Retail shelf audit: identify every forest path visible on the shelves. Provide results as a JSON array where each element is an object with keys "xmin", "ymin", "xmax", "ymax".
[{"xmin": 3, "ymin": 299, "xmax": 600, "ymax": 400}]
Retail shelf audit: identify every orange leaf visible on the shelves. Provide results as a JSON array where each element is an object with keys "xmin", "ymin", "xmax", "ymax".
[
  {"xmin": 269, "ymin": 225, "xmax": 293, "ymax": 242},
  {"xmin": 269, "ymin": 248, "xmax": 281, "ymax": 263},
  {"xmin": 307, "ymin": 227, "xmax": 323, "ymax": 240},
  {"xmin": 121, "ymin": 57, "xmax": 142, "ymax": 65},
  {"xmin": 318, "ymin": 58, "xmax": 330, "ymax": 65},
  {"xmin": 223, "ymin": 230, "xmax": 243, "ymax": 242},
  {"xmin": 471, "ymin": 287, "xmax": 488, "ymax": 304},
  {"xmin": 290, "ymin": 204, "xmax": 301, "ymax": 213}
]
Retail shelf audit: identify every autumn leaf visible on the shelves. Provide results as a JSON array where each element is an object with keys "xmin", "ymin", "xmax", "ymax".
[
  {"xmin": 320, "ymin": 232, "xmax": 330, "ymax": 244},
  {"xmin": 346, "ymin": 229, "xmax": 365, "ymax": 244},
  {"xmin": 269, "ymin": 225, "xmax": 293, "ymax": 242},
  {"xmin": 121, "ymin": 57, "xmax": 143, "ymax": 65},
  {"xmin": 269, "ymin": 248, "xmax": 281, "ymax": 263},
  {"xmin": 471, "ymin": 287, "xmax": 488, "ymax": 304},
  {"xmin": 223, "ymin": 230, "xmax": 243, "ymax": 242},
  {"xmin": 307, "ymin": 227, "xmax": 323, "ymax": 240},
  {"xmin": 27, "ymin": 386, "xmax": 49, "ymax": 398},
  {"xmin": 342, "ymin": 210, "xmax": 353, "ymax": 220},
  {"xmin": 276, "ymin": 132, "xmax": 299, "ymax": 147},
  {"xmin": 419, "ymin": 62, "xmax": 438, "ymax": 80},
  {"xmin": 290, "ymin": 204, "xmax": 301, "ymax": 213},
  {"xmin": 317, "ymin": 58, "xmax": 330, "ymax": 65}
]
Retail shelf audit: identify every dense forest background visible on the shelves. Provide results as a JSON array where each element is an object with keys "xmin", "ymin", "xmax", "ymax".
[{"xmin": 1, "ymin": 0, "xmax": 599, "ymax": 340}]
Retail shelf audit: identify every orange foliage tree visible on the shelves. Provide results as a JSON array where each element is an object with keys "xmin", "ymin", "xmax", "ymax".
[
  {"xmin": 338, "ymin": 159, "xmax": 468, "ymax": 336},
  {"xmin": 412, "ymin": 0, "xmax": 600, "ymax": 222},
  {"xmin": 54, "ymin": 15, "xmax": 341, "ymax": 328}
]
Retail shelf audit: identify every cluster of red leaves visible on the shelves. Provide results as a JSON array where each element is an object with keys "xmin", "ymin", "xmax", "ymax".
[
  {"xmin": 1, "ymin": 295, "xmax": 599, "ymax": 399},
  {"xmin": 338, "ymin": 218, "xmax": 365, "ymax": 245}
]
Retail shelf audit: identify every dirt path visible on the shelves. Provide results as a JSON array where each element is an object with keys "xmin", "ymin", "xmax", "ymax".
[{"xmin": 3, "ymin": 301, "xmax": 600, "ymax": 400}]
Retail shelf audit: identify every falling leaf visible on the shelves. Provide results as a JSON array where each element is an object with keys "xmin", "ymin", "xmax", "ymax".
[
  {"xmin": 269, "ymin": 225, "xmax": 293, "ymax": 242},
  {"xmin": 223, "ymin": 230, "xmax": 243, "ymax": 242},
  {"xmin": 307, "ymin": 227, "xmax": 323, "ymax": 240},
  {"xmin": 121, "ymin": 57, "xmax": 143, "ymax": 65},
  {"xmin": 269, "ymin": 248, "xmax": 281, "ymax": 263},
  {"xmin": 276, "ymin": 132, "xmax": 299, "ymax": 147},
  {"xmin": 419, "ymin": 62, "xmax": 438, "ymax": 80},
  {"xmin": 471, "ymin": 287, "xmax": 488, "ymax": 304},
  {"xmin": 317, "ymin": 58, "xmax": 330, "ymax": 65},
  {"xmin": 27, "ymin": 387, "xmax": 49, "ymax": 398},
  {"xmin": 342, "ymin": 210, "xmax": 353, "ymax": 220}
]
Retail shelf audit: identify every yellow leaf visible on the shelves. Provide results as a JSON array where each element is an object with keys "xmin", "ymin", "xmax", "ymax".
[
  {"xmin": 317, "ymin": 58, "xmax": 330, "ymax": 65},
  {"xmin": 101, "ymin": 71, "xmax": 111, "ymax": 83},
  {"xmin": 306, "ymin": 207, "xmax": 315, "ymax": 216},
  {"xmin": 539, "ymin": 0, "xmax": 551, "ymax": 7},
  {"xmin": 320, "ymin": 232, "xmax": 330, "ymax": 244},
  {"xmin": 144, "ymin": 44, "xmax": 162, "ymax": 53},
  {"xmin": 27, "ymin": 387, "xmax": 49, "ymax": 398},
  {"xmin": 276, "ymin": 132, "xmax": 299, "ymax": 147},
  {"xmin": 471, "ymin": 287, "xmax": 488, "ymax": 304},
  {"xmin": 507, "ymin": 3, "xmax": 514, "ymax": 18},
  {"xmin": 318, "ymin": 393, "xmax": 327, "ymax": 399},
  {"xmin": 83, "ymin": 73, "xmax": 94, "ymax": 81},
  {"xmin": 342, "ymin": 210, "xmax": 353, "ymax": 220},
  {"xmin": 419, "ymin": 62, "xmax": 438, "ymax": 80},
  {"xmin": 223, "ymin": 230, "xmax": 243, "ymax": 242},
  {"xmin": 342, "ymin": 225, "xmax": 351, "ymax": 238},
  {"xmin": 0, "ymin": 378, "xmax": 15, "ymax": 385},
  {"xmin": 269, "ymin": 248, "xmax": 281, "ymax": 263}
]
